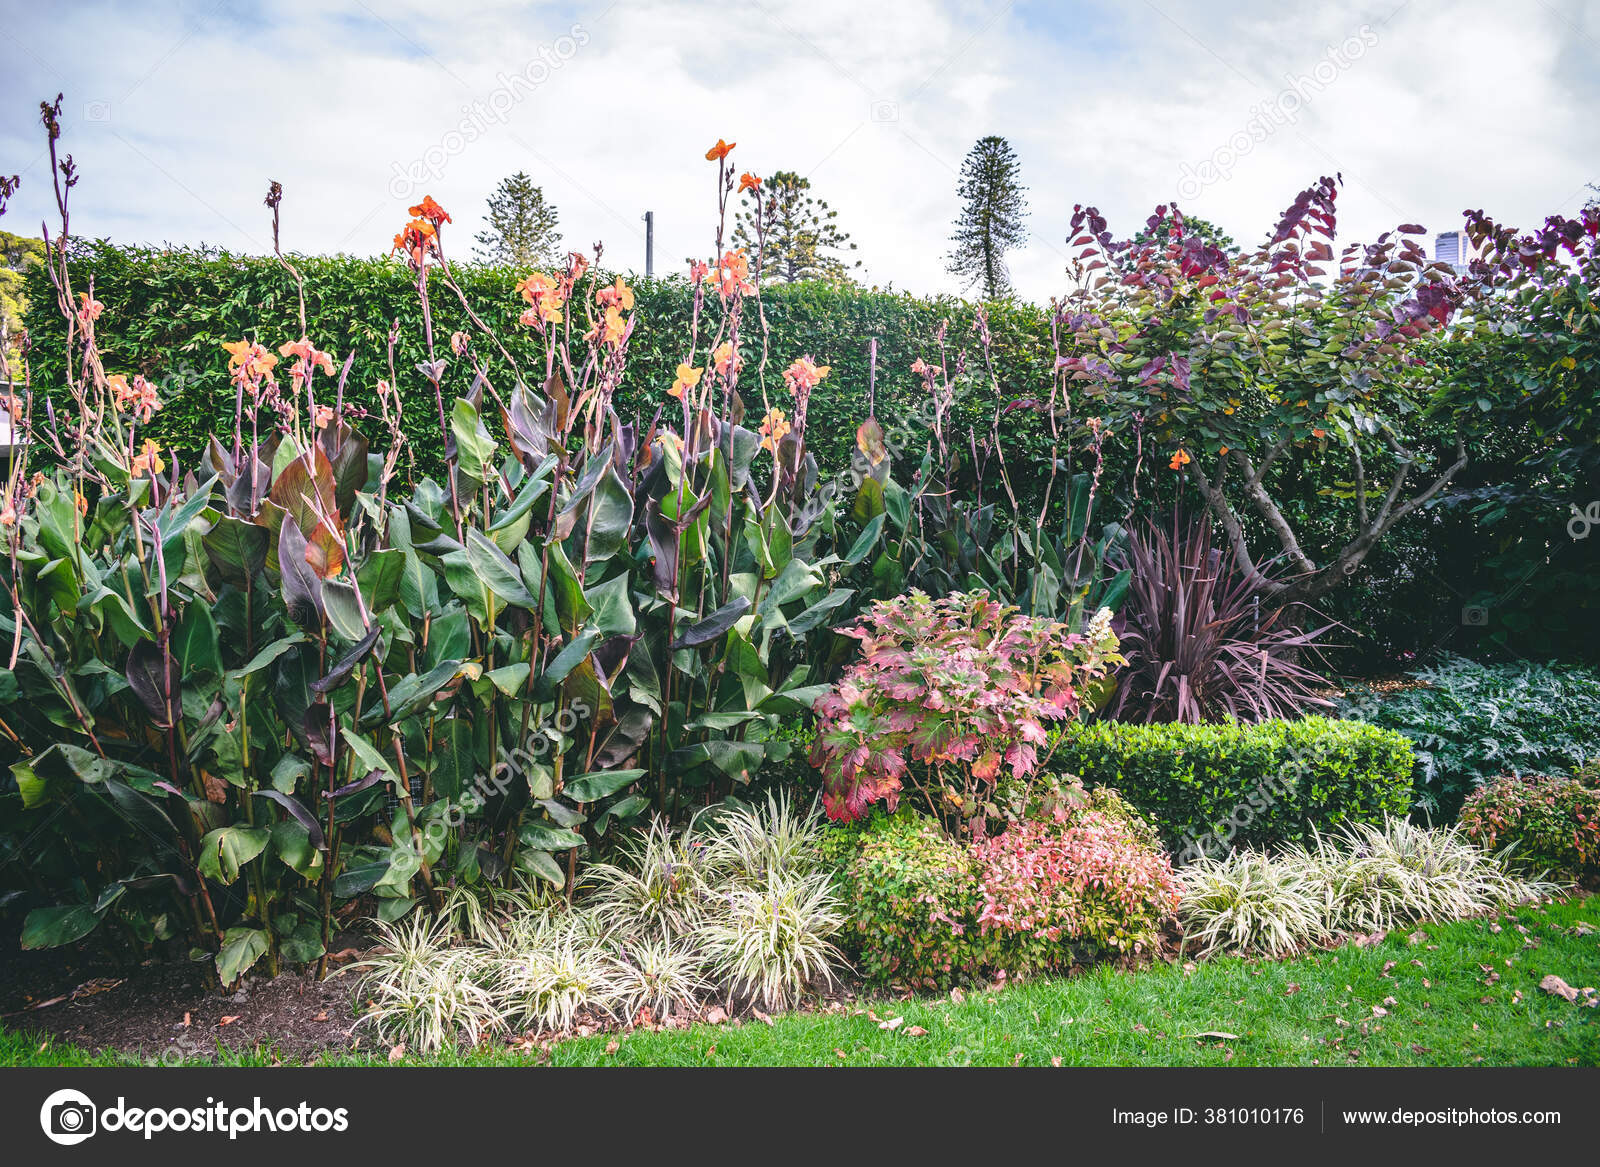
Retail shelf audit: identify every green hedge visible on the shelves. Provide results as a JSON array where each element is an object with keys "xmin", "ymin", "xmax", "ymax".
[
  {"xmin": 22, "ymin": 241, "xmax": 1060, "ymax": 497},
  {"xmin": 1052, "ymin": 717, "xmax": 1415, "ymax": 861}
]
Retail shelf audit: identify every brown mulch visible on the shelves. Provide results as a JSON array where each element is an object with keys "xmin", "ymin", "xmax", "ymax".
[{"xmin": 0, "ymin": 921, "xmax": 367, "ymax": 1064}]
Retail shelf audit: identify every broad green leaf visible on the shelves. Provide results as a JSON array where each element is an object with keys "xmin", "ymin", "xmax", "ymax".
[
  {"xmin": 563, "ymin": 768, "xmax": 644, "ymax": 802},
  {"xmin": 197, "ymin": 825, "xmax": 271, "ymax": 884},
  {"xmin": 215, "ymin": 926, "xmax": 268, "ymax": 984},
  {"xmin": 21, "ymin": 904, "xmax": 101, "ymax": 949}
]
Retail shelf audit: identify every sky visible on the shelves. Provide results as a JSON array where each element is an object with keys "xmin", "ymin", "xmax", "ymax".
[{"xmin": 1, "ymin": 0, "xmax": 1596, "ymax": 304}]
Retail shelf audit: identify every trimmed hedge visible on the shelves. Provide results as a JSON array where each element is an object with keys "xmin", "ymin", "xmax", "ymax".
[
  {"xmin": 1052, "ymin": 717, "xmax": 1415, "ymax": 861},
  {"xmin": 22, "ymin": 241, "xmax": 1060, "ymax": 498}
]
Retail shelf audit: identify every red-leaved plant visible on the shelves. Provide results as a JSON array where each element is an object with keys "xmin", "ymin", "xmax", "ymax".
[
  {"xmin": 971, "ymin": 808, "xmax": 1181, "ymax": 960},
  {"xmin": 809, "ymin": 590, "xmax": 1122, "ymax": 827}
]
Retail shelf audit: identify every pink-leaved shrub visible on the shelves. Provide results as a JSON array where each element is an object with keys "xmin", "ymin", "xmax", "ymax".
[
  {"xmin": 971, "ymin": 808, "xmax": 1182, "ymax": 962},
  {"xmin": 810, "ymin": 590, "xmax": 1122, "ymax": 826}
]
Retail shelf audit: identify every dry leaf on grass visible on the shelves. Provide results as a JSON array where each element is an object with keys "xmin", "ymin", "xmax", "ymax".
[
  {"xmin": 1539, "ymin": 975, "xmax": 1579, "ymax": 1003},
  {"xmin": 388, "ymin": 1043, "xmax": 405, "ymax": 1062},
  {"xmin": 878, "ymin": 1016, "xmax": 904, "ymax": 1031},
  {"xmin": 604, "ymin": 1040, "xmax": 619, "ymax": 1055}
]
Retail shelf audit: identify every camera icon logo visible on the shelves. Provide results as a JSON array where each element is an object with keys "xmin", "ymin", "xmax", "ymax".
[
  {"xmin": 1461, "ymin": 604, "xmax": 1490, "ymax": 627},
  {"xmin": 40, "ymin": 1088, "xmax": 97, "ymax": 1146},
  {"xmin": 870, "ymin": 99, "xmax": 899, "ymax": 123},
  {"xmin": 83, "ymin": 101, "xmax": 112, "ymax": 123}
]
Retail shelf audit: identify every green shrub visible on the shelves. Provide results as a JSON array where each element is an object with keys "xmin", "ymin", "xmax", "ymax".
[
  {"xmin": 1053, "ymin": 716, "xmax": 1415, "ymax": 860},
  {"xmin": 825, "ymin": 789, "xmax": 1179, "ymax": 990},
  {"xmin": 1339, "ymin": 656, "xmax": 1600, "ymax": 815},
  {"xmin": 826, "ymin": 810, "xmax": 988, "ymax": 991},
  {"xmin": 1458, "ymin": 766, "xmax": 1600, "ymax": 883}
]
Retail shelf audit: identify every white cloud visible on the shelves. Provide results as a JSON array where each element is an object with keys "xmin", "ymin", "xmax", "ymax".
[{"xmin": 0, "ymin": 0, "xmax": 1593, "ymax": 308}]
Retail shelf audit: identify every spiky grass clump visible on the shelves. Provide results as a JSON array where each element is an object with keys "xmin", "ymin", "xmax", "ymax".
[
  {"xmin": 1311, "ymin": 818, "xmax": 1558, "ymax": 933},
  {"xmin": 1177, "ymin": 850, "xmax": 1326, "ymax": 958},
  {"xmin": 1177, "ymin": 817, "xmax": 1560, "ymax": 957},
  {"xmin": 581, "ymin": 816, "xmax": 716, "ymax": 941},
  {"xmin": 347, "ymin": 916, "xmax": 501, "ymax": 1054},
  {"xmin": 702, "ymin": 866, "xmax": 844, "ymax": 1010},
  {"xmin": 351, "ymin": 793, "xmax": 846, "ymax": 1048}
]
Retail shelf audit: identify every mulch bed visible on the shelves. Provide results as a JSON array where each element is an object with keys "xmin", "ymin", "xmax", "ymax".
[{"xmin": 0, "ymin": 919, "xmax": 366, "ymax": 1063}]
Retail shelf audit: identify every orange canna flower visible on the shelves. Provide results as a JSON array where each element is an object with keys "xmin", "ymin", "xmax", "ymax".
[
  {"xmin": 689, "ymin": 260, "xmax": 710, "ymax": 285},
  {"xmin": 131, "ymin": 438, "xmax": 166, "ymax": 478},
  {"xmin": 712, "ymin": 341, "xmax": 743, "ymax": 377},
  {"xmin": 109, "ymin": 373, "xmax": 163, "ymax": 422},
  {"xmin": 515, "ymin": 272, "xmax": 565, "ymax": 325},
  {"xmin": 313, "ymin": 404, "xmax": 336, "ymax": 430},
  {"xmin": 714, "ymin": 249, "xmax": 755, "ymax": 297},
  {"xmin": 705, "ymin": 138, "xmax": 736, "ymax": 162},
  {"xmin": 597, "ymin": 275, "xmax": 635, "ymax": 311},
  {"xmin": 782, "ymin": 356, "xmax": 830, "ymax": 396},
  {"xmin": 392, "ymin": 218, "xmax": 437, "ymax": 266},
  {"xmin": 73, "ymin": 490, "xmax": 88, "ymax": 516},
  {"xmin": 221, "ymin": 339, "xmax": 279, "ymax": 388},
  {"xmin": 669, "ymin": 362, "xmax": 703, "ymax": 400},
  {"xmin": 739, "ymin": 172, "xmax": 761, "ymax": 194},
  {"xmin": 1169, "ymin": 449, "xmax": 1192, "ymax": 470},
  {"xmin": 408, "ymin": 196, "xmax": 452, "ymax": 226},
  {"xmin": 758, "ymin": 407, "xmax": 791, "ymax": 454},
  {"xmin": 278, "ymin": 337, "xmax": 336, "ymax": 388},
  {"xmin": 76, "ymin": 292, "xmax": 105, "ymax": 325},
  {"xmin": 598, "ymin": 304, "xmax": 628, "ymax": 346}
]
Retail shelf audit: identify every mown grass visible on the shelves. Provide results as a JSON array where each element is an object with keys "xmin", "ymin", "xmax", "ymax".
[{"xmin": 5, "ymin": 897, "xmax": 1597, "ymax": 1068}]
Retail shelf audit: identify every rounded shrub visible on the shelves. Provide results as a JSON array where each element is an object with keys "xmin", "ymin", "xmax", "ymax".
[{"xmin": 1459, "ymin": 766, "xmax": 1600, "ymax": 884}]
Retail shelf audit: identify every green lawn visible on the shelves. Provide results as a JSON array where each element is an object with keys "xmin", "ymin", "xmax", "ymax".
[{"xmin": 6, "ymin": 896, "xmax": 1598, "ymax": 1068}]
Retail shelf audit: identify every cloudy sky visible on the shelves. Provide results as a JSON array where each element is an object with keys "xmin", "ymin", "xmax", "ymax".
[{"xmin": 1, "ymin": 0, "xmax": 1595, "ymax": 303}]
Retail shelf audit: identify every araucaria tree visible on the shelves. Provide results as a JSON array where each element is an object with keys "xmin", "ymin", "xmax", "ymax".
[
  {"xmin": 473, "ymin": 171, "xmax": 562, "ymax": 267},
  {"xmin": 732, "ymin": 170, "xmax": 860, "ymax": 283},
  {"xmin": 946, "ymin": 136, "xmax": 1028, "ymax": 299}
]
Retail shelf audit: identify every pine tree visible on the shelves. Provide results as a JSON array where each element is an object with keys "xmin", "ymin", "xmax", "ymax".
[
  {"xmin": 473, "ymin": 172, "xmax": 562, "ymax": 267},
  {"xmin": 732, "ymin": 170, "xmax": 859, "ymax": 284},
  {"xmin": 946, "ymin": 136, "xmax": 1028, "ymax": 299}
]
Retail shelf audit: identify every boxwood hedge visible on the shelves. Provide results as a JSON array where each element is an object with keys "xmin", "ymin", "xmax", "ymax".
[{"xmin": 1051, "ymin": 716, "xmax": 1415, "ymax": 861}]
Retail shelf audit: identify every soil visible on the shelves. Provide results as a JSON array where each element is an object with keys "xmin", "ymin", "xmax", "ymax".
[{"xmin": 0, "ymin": 917, "xmax": 368, "ymax": 1064}]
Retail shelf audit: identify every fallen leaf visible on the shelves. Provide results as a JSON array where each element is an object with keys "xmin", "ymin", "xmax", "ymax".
[
  {"xmin": 1407, "ymin": 930, "xmax": 1429, "ymax": 946},
  {"xmin": 705, "ymin": 1006, "xmax": 728, "ymax": 1025},
  {"xmin": 219, "ymin": 1015, "xmax": 240, "ymax": 1027},
  {"xmin": 604, "ymin": 1040, "xmax": 619, "ymax": 1055},
  {"xmin": 1284, "ymin": 983, "xmax": 1301, "ymax": 995},
  {"xmin": 1182, "ymin": 961, "xmax": 1197, "ymax": 976},
  {"xmin": 1189, "ymin": 1031, "xmax": 1239, "ymax": 1040},
  {"xmin": 1381, "ymin": 961, "xmax": 1396, "ymax": 976},
  {"xmin": 1371, "ymin": 1006, "xmax": 1388, "ymax": 1017},
  {"xmin": 949, "ymin": 988, "xmax": 966, "ymax": 1005},
  {"xmin": 905, "ymin": 1026, "xmax": 927, "ymax": 1037},
  {"xmin": 313, "ymin": 1011, "xmax": 328, "ymax": 1022},
  {"xmin": 1014, "ymin": 1053, "xmax": 1025, "ymax": 1065},
  {"xmin": 1051, "ymin": 1056, "xmax": 1063, "ymax": 1067},
  {"xmin": 1382, "ymin": 996, "xmax": 1397, "ymax": 1007},
  {"xmin": 180, "ymin": 1012, "xmax": 191, "ymax": 1028},
  {"xmin": 704, "ymin": 1044, "xmax": 716, "ymax": 1057},
  {"xmin": 834, "ymin": 1049, "xmax": 848, "ymax": 1059},
  {"xmin": 752, "ymin": 1008, "xmax": 773, "ymax": 1026},
  {"xmin": 388, "ymin": 1042, "xmax": 405, "ymax": 1062},
  {"xmin": 879, "ymin": 1016, "xmax": 904, "ymax": 1031},
  {"xmin": 1540, "ymin": 975, "xmax": 1579, "ymax": 1003}
]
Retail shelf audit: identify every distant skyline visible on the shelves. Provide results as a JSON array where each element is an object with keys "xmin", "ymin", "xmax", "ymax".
[{"xmin": 1, "ymin": 0, "xmax": 1595, "ymax": 303}]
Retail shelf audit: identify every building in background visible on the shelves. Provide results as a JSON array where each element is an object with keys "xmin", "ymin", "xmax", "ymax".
[{"xmin": 1434, "ymin": 230, "xmax": 1470, "ymax": 275}]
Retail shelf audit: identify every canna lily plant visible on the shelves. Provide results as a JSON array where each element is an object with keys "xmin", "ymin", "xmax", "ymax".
[{"xmin": 0, "ymin": 101, "xmax": 872, "ymax": 985}]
